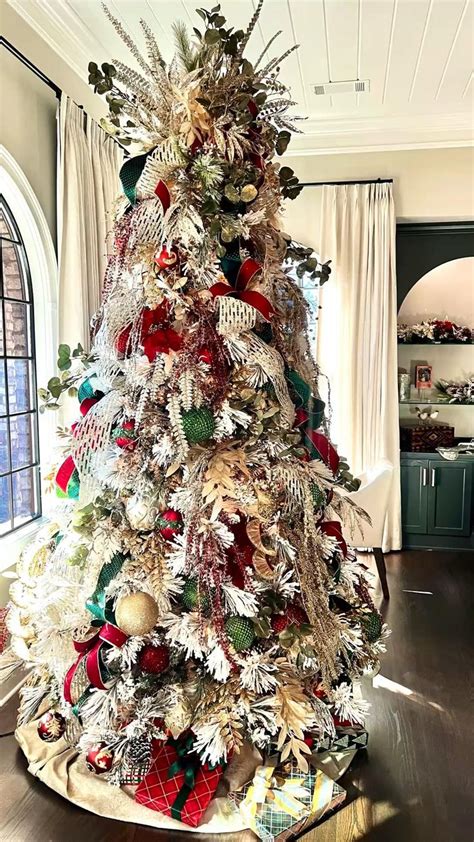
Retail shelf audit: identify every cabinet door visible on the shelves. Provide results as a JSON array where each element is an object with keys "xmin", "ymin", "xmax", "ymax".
[
  {"xmin": 401, "ymin": 460, "xmax": 429, "ymax": 533},
  {"xmin": 427, "ymin": 462, "xmax": 473, "ymax": 536}
]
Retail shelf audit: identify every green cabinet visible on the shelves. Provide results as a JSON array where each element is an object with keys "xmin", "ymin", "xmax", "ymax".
[
  {"xmin": 401, "ymin": 459, "xmax": 429, "ymax": 533},
  {"xmin": 401, "ymin": 454, "xmax": 473, "ymax": 549}
]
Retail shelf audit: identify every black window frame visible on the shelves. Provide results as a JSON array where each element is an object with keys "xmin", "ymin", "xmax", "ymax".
[{"xmin": 0, "ymin": 194, "xmax": 42, "ymax": 536}]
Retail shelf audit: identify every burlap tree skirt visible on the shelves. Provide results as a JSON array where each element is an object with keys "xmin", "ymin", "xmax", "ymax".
[{"xmin": 16, "ymin": 716, "xmax": 355, "ymax": 833}]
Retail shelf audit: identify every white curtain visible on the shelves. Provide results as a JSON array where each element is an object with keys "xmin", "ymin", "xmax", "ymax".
[
  {"xmin": 58, "ymin": 94, "xmax": 123, "ymax": 350},
  {"xmin": 318, "ymin": 182, "xmax": 401, "ymax": 552}
]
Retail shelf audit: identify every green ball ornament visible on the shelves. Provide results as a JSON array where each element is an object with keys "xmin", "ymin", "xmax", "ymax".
[
  {"xmin": 311, "ymin": 484, "xmax": 326, "ymax": 509},
  {"xmin": 361, "ymin": 611, "xmax": 383, "ymax": 643},
  {"xmin": 182, "ymin": 578, "xmax": 212, "ymax": 613},
  {"xmin": 225, "ymin": 616, "xmax": 255, "ymax": 652},
  {"xmin": 182, "ymin": 407, "xmax": 215, "ymax": 444}
]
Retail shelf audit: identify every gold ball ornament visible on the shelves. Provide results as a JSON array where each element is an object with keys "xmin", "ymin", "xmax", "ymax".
[{"xmin": 115, "ymin": 592, "xmax": 159, "ymax": 636}]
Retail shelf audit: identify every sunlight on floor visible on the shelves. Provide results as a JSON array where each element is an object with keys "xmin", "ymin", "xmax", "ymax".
[{"xmin": 373, "ymin": 675, "xmax": 444, "ymax": 712}]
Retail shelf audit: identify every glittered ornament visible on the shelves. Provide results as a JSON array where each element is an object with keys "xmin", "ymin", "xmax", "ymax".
[
  {"xmin": 86, "ymin": 742, "xmax": 114, "ymax": 774},
  {"xmin": 37, "ymin": 711, "xmax": 66, "ymax": 742},
  {"xmin": 182, "ymin": 407, "xmax": 215, "ymax": 444},
  {"xmin": 225, "ymin": 616, "xmax": 255, "ymax": 652},
  {"xmin": 113, "ymin": 419, "xmax": 137, "ymax": 450},
  {"xmin": 361, "ymin": 611, "xmax": 383, "ymax": 642},
  {"xmin": 157, "ymin": 509, "xmax": 183, "ymax": 541},
  {"xmin": 125, "ymin": 491, "xmax": 159, "ymax": 531},
  {"xmin": 182, "ymin": 577, "xmax": 213, "ymax": 613},
  {"xmin": 115, "ymin": 592, "xmax": 159, "ymax": 636},
  {"xmin": 156, "ymin": 247, "xmax": 179, "ymax": 269},
  {"xmin": 138, "ymin": 643, "xmax": 170, "ymax": 674}
]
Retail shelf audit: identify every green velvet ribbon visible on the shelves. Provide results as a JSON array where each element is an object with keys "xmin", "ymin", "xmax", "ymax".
[
  {"xmin": 167, "ymin": 734, "xmax": 202, "ymax": 821},
  {"xmin": 286, "ymin": 368, "xmax": 329, "ymax": 462},
  {"xmin": 119, "ymin": 152, "xmax": 149, "ymax": 205},
  {"xmin": 85, "ymin": 552, "xmax": 127, "ymax": 624}
]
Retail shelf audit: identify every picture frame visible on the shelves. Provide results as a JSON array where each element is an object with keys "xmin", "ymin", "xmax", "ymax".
[{"xmin": 415, "ymin": 364, "xmax": 432, "ymax": 390}]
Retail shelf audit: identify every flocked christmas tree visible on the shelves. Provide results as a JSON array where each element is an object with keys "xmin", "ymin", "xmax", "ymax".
[{"xmin": 5, "ymin": 1, "xmax": 388, "ymax": 825}]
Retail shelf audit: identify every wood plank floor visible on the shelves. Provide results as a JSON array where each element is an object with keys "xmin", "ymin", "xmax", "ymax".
[{"xmin": 1, "ymin": 550, "xmax": 473, "ymax": 842}]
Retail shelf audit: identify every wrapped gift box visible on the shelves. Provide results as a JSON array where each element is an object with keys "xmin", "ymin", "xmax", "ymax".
[
  {"xmin": 135, "ymin": 736, "xmax": 225, "ymax": 827},
  {"xmin": 400, "ymin": 422, "xmax": 454, "ymax": 453},
  {"xmin": 315, "ymin": 725, "xmax": 368, "ymax": 753},
  {"xmin": 230, "ymin": 757, "xmax": 346, "ymax": 842}
]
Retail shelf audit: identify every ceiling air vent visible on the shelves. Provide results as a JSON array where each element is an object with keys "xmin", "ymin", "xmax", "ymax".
[{"xmin": 313, "ymin": 79, "xmax": 370, "ymax": 95}]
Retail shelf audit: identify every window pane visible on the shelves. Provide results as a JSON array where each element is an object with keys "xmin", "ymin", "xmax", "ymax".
[
  {"xmin": 0, "ymin": 361, "xmax": 5, "ymax": 414},
  {"xmin": 7, "ymin": 359, "xmax": 33, "ymax": 413},
  {"xmin": 0, "ymin": 475, "xmax": 12, "ymax": 534},
  {"xmin": 0, "ymin": 310, "xmax": 3, "ymax": 355},
  {"xmin": 2, "ymin": 242, "xmax": 28, "ymax": 301},
  {"xmin": 10, "ymin": 413, "xmax": 35, "ymax": 470},
  {"xmin": 13, "ymin": 466, "xmax": 39, "ymax": 527},
  {"xmin": 4, "ymin": 301, "xmax": 31, "ymax": 356},
  {"xmin": 0, "ymin": 417, "xmax": 9, "ymax": 473},
  {"xmin": 0, "ymin": 210, "xmax": 10, "ymax": 238}
]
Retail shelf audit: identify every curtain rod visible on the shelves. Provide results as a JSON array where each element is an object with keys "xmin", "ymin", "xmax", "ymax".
[
  {"xmin": 2, "ymin": 38, "xmax": 62, "ymax": 98},
  {"xmin": 300, "ymin": 178, "xmax": 393, "ymax": 187}
]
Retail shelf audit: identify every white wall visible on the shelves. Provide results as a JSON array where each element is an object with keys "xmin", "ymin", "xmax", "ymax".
[
  {"xmin": 282, "ymin": 145, "xmax": 474, "ymax": 441},
  {"xmin": 282, "ymin": 146, "xmax": 474, "ymax": 249}
]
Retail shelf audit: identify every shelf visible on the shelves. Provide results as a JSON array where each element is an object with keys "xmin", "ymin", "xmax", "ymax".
[
  {"xmin": 399, "ymin": 399, "xmax": 472, "ymax": 406},
  {"xmin": 398, "ymin": 342, "xmax": 473, "ymax": 346}
]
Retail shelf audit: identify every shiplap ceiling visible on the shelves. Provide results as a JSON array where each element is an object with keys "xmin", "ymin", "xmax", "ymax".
[{"xmin": 8, "ymin": 0, "xmax": 474, "ymax": 152}]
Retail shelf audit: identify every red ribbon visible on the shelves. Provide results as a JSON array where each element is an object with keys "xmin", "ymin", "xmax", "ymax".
[
  {"xmin": 55, "ymin": 455, "xmax": 76, "ymax": 495},
  {"xmin": 307, "ymin": 430, "xmax": 340, "ymax": 474},
  {"xmin": 210, "ymin": 258, "xmax": 275, "ymax": 321},
  {"xmin": 63, "ymin": 622, "xmax": 128, "ymax": 704},
  {"xmin": 155, "ymin": 179, "xmax": 171, "ymax": 213},
  {"xmin": 319, "ymin": 521, "xmax": 348, "ymax": 557}
]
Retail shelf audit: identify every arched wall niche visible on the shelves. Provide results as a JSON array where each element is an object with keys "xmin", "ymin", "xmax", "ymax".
[
  {"xmin": 396, "ymin": 221, "xmax": 474, "ymax": 311},
  {"xmin": 399, "ymin": 257, "xmax": 474, "ymax": 325}
]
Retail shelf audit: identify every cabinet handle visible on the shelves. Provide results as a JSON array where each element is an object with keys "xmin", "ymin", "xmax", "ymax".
[
  {"xmin": 422, "ymin": 468, "xmax": 427, "ymax": 486},
  {"xmin": 431, "ymin": 468, "xmax": 436, "ymax": 487}
]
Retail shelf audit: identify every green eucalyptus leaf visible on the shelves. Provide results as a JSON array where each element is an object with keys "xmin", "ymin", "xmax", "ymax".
[
  {"xmin": 279, "ymin": 166, "xmax": 294, "ymax": 182},
  {"xmin": 204, "ymin": 28, "xmax": 220, "ymax": 45}
]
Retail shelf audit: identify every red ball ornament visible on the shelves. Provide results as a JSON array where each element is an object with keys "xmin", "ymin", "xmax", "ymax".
[
  {"xmin": 288, "ymin": 605, "xmax": 308, "ymax": 626},
  {"xmin": 271, "ymin": 604, "xmax": 308, "ymax": 635},
  {"xmin": 158, "ymin": 509, "xmax": 183, "ymax": 541},
  {"xmin": 271, "ymin": 614, "xmax": 289, "ymax": 634},
  {"xmin": 37, "ymin": 711, "xmax": 66, "ymax": 742},
  {"xmin": 198, "ymin": 348, "xmax": 213, "ymax": 366},
  {"xmin": 138, "ymin": 643, "xmax": 170, "ymax": 674},
  {"xmin": 86, "ymin": 742, "xmax": 114, "ymax": 774},
  {"xmin": 156, "ymin": 247, "xmax": 179, "ymax": 270}
]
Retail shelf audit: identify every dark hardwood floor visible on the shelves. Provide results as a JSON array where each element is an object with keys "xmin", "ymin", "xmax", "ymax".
[{"xmin": 1, "ymin": 550, "xmax": 473, "ymax": 842}]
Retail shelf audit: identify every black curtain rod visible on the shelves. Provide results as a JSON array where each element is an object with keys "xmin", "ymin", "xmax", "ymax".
[
  {"xmin": 301, "ymin": 178, "xmax": 393, "ymax": 187},
  {"xmin": 2, "ymin": 37, "xmax": 62, "ymax": 98}
]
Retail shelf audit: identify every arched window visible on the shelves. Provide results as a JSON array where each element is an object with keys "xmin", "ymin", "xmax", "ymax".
[{"xmin": 0, "ymin": 195, "xmax": 41, "ymax": 535}]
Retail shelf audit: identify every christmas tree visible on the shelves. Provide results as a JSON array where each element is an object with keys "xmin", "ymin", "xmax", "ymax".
[{"xmin": 5, "ymin": 2, "xmax": 387, "ymax": 826}]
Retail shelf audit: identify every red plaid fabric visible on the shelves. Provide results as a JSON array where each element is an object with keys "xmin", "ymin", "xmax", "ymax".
[{"xmin": 135, "ymin": 740, "xmax": 225, "ymax": 827}]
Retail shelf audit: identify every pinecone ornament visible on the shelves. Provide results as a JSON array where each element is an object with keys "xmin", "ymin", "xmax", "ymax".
[
  {"xmin": 225, "ymin": 616, "xmax": 255, "ymax": 652},
  {"xmin": 361, "ymin": 611, "xmax": 383, "ymax": 642},
  {"xmin": 120, "ymin": 735, "xmax": 152, "ymax": 784},
  {"xmin": 181, "ymin": 407, "xmax": 215, "ymax": 444}
]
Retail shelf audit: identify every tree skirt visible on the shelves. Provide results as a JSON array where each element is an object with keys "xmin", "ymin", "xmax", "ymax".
[{"xmin": 16, "ymin": 718, "xmax": 356, "ymax": 834}]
